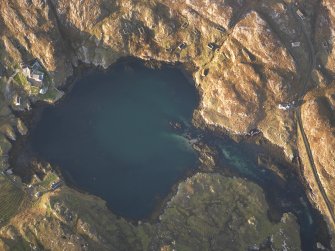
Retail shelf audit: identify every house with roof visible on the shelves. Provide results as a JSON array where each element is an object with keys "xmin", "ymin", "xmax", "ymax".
[
  {"xmin": 291, "ymin": 42, "xmax": 301, "ymax": 48},
  {"xmin": 296, "ymin": 9, "xmax": 305, "ymax": 20},
  {"xmin": 21, "ymin": 59, "xmax": 45, "ymax": 88},
  {"xmin": 14, "ymin": 95, "xmax": 21, "ymax": 106}
]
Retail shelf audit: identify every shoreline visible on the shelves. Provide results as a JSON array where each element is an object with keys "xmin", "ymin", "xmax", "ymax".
[{"xmin": 7, "ymin": 57, "xmax": 332, "ymax": 248}]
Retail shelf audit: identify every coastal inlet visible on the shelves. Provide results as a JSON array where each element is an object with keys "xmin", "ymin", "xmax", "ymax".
[{"xmin": 29, "ymin": 61, "xmax": 199, "ymax": 219}]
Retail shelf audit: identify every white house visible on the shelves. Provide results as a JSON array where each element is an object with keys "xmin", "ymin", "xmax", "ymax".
[
  {"xmin": 278, "ymin": 103, "xmax": 291, "ymax": 110},
  {"xmin": 14, "ymin": 95, "xmax": 21, "ymax": 106},
  {"xmin": 5, "ymin": 168, "xmax": 13, "ymax": 175},
  {"xmin": 296, "ymin": 9, "xmax": 305, "ymax": 20},
  {"xmin": 291, "ymin": 42, "xmax": 301, "ymax": 47},
  {"xmin": 22, "ymin": 67, "xmax": 31, "ymax": 77},
  {"xmin": 278, "ymin": 101, "xmax": 296, "ymax": 111},
  {"xmin": 39, "ymin": 86, "xmax": 48, "ymax": 95},
  {"xmin": 21, "ymin": 60, "xmax": 45, "ymax": 87}
]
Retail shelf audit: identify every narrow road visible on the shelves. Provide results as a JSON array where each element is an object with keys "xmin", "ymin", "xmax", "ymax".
[
  {"xmin": 296, "ymin": 110, "xmax": 335, "ymax": 224},
  {"xmin": 288, "ymin": 3, "xmax": 335, "ymax": 225}
]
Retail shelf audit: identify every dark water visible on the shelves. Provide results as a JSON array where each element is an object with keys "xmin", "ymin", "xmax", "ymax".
[
  {"xmin": 30, "ymin": 61, "xmax": 198, "ymax": 219},
  {"xmin": 29, "ymin": 60, "xmax": 330, "ymax": 250},
  {"xmin": 210, "ymin": 137, "xmax": 331, "ymax": 251}
]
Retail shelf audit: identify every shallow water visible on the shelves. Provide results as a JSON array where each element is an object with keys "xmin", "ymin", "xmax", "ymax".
[
  {"xmin": 211, "ymin": 137, "xmax": 330, "ymax": 250},
  {"xmin": 30, "ymin": 61, "xmax": 198, "ymax": 219}
]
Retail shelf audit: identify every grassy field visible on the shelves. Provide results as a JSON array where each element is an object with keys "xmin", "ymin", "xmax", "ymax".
[
  {"xmin": 0, "ymin": 175, "xmax": 26, "ymax": 225},
  {"xmin": 38, "ymin": 87, "xmax": 64, "ymax": 103}
]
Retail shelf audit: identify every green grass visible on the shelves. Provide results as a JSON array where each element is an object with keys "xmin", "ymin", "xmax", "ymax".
[
  {"xmin": 0, "ymin": 135, "xmax": 11, "ymax": 160},
  {"xmin": 13, "ymin": 72, "xmax": 29, "ymax": 88},
  {"xmin": 38, "ymin": 87, "xmax": 64, "ymax": 103},
  {"xmin": 13, "ymin": 72, "xmax": 40, "ymax": 96},
  {"xmin": 37, "ymin": 172, "xmax": 59, "ymax": 190},
  {"xmin": 0, "ymin": 176, "xmax": 25, "ymax": 224},
  {"xmin": 14, "ymin": 66, "xmax": 55, "ymax": 98}
]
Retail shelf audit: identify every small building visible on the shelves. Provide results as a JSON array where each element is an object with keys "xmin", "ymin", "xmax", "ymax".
[
  {"xmin": 192, "ymin": 29, "xmax": 200, "ymax": 39},
  {"xmin": 51, "ymin": 181, "xmax": 62, "ymax": 191},
  {"xmin": 278, "ymin": 103, "xmax": 291, "ymax": 110},
  {"xmin": 31, "ymin": 60, "xmax": 43, "ymax": 71},
  {"xmin": 28, "ymin": 70, "xmax": 44, "ymax": 87},
  {"xmin": 278, "ymin": 101, "xmax": 297, "ymax": 111},
  {"xmin": 35, "ymin": 191, "xmax": 42, "ymax": 198},
  {"xmin": 14, "ymin": 96, "xmax": 21, "ymax": 106},
  {"xmin": 33, "ymin": 174, "xmax": 41, "ymax": 183},
  {"xmin": 322, "ymin": 41, "xmax": 329, "ymax": 48},
  {"xmin": 31, "ymin": 71, "xmax": 44, "ymax": 81},
  {"xmin": 248, "ymin": 129, "xmax": 261, "ymax": 136},
  {"xmin": 39, "ymin": 86, "xmax": 48, "ymax": 95},
  {"xmin": 296, "ymin": 9, "xmax": 305, "ymax": 20},
  {"xmin": 5, "ymin": 168, "xmax": 13, "ymax": 175},
  {"xmin": 21, "ymin": 59, "xmax": 45, "ymax": 87},
  {"xmin": 215, "ymin": 26, "xmax": 226, "ymax": 33},
  {"xmin": 207, "ymin": 43, "xmax": 217, "ymax": 51},
  {"xmin": 178, "ymin": 42, "xmax": 187, "ymax": 50},
  {"xmin": 291, "ymin": 42, "xmax": 301, "ymax": 47},
  {"xmin": 22, "ymin": 67, "xmax": 31, "ymax": 77},
  {"xmin": 26, "ymin": 102, "xmax": 31, "ymax": 111},
  {"xmin": 201, "ymin": 68, "xmax": 209, "ymax": 77},
  {"xmin": 181, "ymin": 21, "xmax": 189, "ymax": 29},
  {"xmin": 138, "ymin": 26, "xmax": 145, "ymax": 35}
]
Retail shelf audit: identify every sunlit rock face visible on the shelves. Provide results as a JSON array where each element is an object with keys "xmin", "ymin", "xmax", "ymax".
[
  {"xmin": 315, "ymin": 0, "xmax": 335, "ymax": 74},
  {"xmin": 300, "ymin": 86, "xmax": 335, "ymax": 236},
  {"xmin": 0, "ymin": 0, "xmax": 72, "ymax": 84},
  {"xmin": 232, "ymin": 11, "xmax": 296, "ymax": 71},
  {"xmin": 0, "ymin": 0, "xmax": 335, "ymax": 249},
  {"xmin": 183, "ymin": 0, "xmax": 233, "ymax": 29},
  {"xmin": 1, "ymin": 0, "xmax": 298, "ymax": 147},
  {"xmin": 196, "ymin": 10, "xmax": 298, "ymax": 159}
]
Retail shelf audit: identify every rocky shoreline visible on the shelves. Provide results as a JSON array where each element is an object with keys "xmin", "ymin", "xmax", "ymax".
[
  {"xmin": 0, "ymin": 0, "xmax": 334, "ymax": 250},
  {"xmin": 1, "ymin": 58, "xmax": 330, "ymax": 250}
]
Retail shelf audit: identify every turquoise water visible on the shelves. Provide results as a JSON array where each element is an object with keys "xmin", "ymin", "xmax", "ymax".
[
  {"xmin": 31, "ymin": 61, "xmax": 198, "ymax": 219},
  {"xmin": 211, "ymin": 137, "xmax": 330, "ymax": 250}
]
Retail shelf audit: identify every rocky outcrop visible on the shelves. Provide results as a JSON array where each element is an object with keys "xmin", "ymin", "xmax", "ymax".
[
  {"xmin": 0, "ymin": 0, "xmax": 334, "ymax": 248},
  {"xmin": 315, "ymin": 0, "xmax": 335, "ymax": 75},
  {"xmin": 0, "ymin": 173, "xmax": 301, "ymax": 251},
  {"xmin": 0, "ymin": 0, "xmax": 72, "ymax": 84},
  {"xmin": 0, "ymin": 0, "xmax": 301, "ymax": 155},
  {"xmin": 299, "ymin": 86, "xmax": 335, "ymax": 244}
]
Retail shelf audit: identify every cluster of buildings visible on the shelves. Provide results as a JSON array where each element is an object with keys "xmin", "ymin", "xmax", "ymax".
[
  {"xmin": 21, "ymin": 60, "xmax": 45, "ymax": 88},
  {"xmin": 14, "ymin": 59, "xmax": 48, "ymax": 107},
  {"xmin": 27, "ymin": 178, "xmax": 63, "ymax": 198},
  {"xmin": 21, "ymin": 59, "xmax": 48, "ymax": 95}
]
